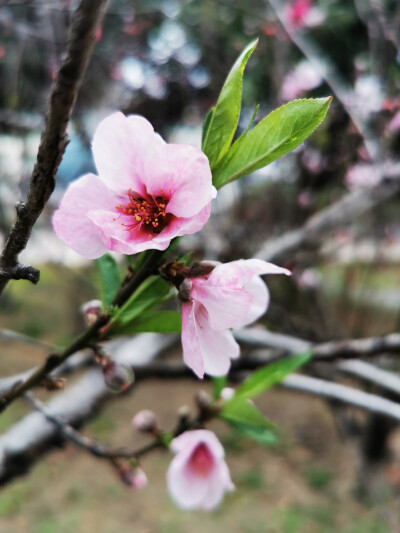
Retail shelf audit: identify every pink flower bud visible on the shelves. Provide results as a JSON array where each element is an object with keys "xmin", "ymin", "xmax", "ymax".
[
  {"xmin": 132, "ymin": 410, "xmax": 157, "ymax": 432},
  {"xmin": 103, "ymin": 361, "xmax": 134, "ymax": 393},
  {"xmin": 167, "ymin": 430, "xmax": 234, "ymax": 511},
  {"xmin": 80, "ymin": 299, "xmax": 102, "ymax": 326},
  {"xmin": 119, "ymin": 464, "xmax": 148, "ymax": 489}
]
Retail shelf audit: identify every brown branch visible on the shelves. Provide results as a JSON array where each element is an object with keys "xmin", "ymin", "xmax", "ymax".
[{"xmin": 0, "ymin": 0, "xmax": 108, "ymax": 295}]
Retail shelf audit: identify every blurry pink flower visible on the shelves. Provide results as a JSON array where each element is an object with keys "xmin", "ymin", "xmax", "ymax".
[
  {"xmin": 53, "ymin": 112, "xmax": 216, "ymax": 258},
  {"xmin": 285, "ymin": 0, "xmax": 324, "ymax": 29},
  {"xmin": 167, "ymin": 430, "xmax": 234, "ymax": 511},
  {"xmin": 281, "ymin": 60, "xmax": 323, "ymax": 101},
  {"xmin": 345, "ymin": 164, "xmax": 380, "ymax": 190},
  {"xmin": 387, "ymin": 110, "xmax": 400, "ymax": 133},
  {"xmin": 180, "ymin": 259, "xmax": 291, "ymax": 378},
  {"xmin": 132, "ymin": 409, "xmax": 157, "ymax": 432}
]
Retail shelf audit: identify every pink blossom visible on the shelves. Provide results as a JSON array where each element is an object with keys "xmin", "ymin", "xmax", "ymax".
[
  {"xmin": 52, "ymin": 112, "xmax": 216, "ymax": 258},
  {"xmin": 285, "ymin": 0, "xmax": 324, "ymax": 29},
  {"xmin": 345, "ymin": 164, "xmax": 380, "ymax": 190},
  {"xmin": 180, "ymin": 259, "xmax": 291, "ymax": 378},
  {"xmin": 281, "ymin": 60, "xmax": 323, "ymax": 101},
  {"xmin": 167, "ymin": 430, "xmax": 234, "ymax": 511}
]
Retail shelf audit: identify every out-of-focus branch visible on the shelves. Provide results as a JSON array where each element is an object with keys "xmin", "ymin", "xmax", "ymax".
[
  {"xmin": 0, "ymin": 0, "xmax": 108, "ymax": 295},
  {"xmin": 0, "ymin": 333, "xmax": 174, "ymax": 485},
  {"xmin": 25, "ymin": 392, "xmax": 162, "ymax": 460},
  {"xmin": 255, "ymin": 164, "xmax": 400, "ymax": 262},
  {"xmin": 282, "ymin": 374, "xmax": 400, "ymax": 421}
]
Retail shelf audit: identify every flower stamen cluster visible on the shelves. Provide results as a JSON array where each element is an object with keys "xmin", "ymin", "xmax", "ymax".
[{"xmin": 115, "ymin": 188, "xmax": 172, "ymax": 238}]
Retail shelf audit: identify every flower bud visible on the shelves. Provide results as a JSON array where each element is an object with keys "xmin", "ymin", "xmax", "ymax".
[
  {"xmin": 103, "ymin": 361, "xmax": 134, "ymax": 393},
  {"xmin": 80, "ymin": 299, "xmax": 102, "ymax": 326},
  {"xmin": 118, "ymin": 464, "xmax": 148, "ymax": 489},
  {"xmin": 132, "ymin": 410, "xmax": 157, "ymax": 433},
  {"xmin": 220, "ymin": 387, "xmax": 235, "ymax": 402},
  {"xmin": 195, "ymin": 390, "xmax": 212, "ymax": 410}
]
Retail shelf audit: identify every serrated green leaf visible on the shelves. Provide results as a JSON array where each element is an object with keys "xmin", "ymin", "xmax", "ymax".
[
  {"xmin": 112, "ymin": 310, "xmax": 181, "ymax": 334},
  {"xmin": 109, "ymin": 275, "xmax": 175, "ymax": 330},
  {"xmin": 96, "ymin": 254, "xmax": 121, "ymax": 308},
  {"xmin": 213, "ymin": 97, "xmax": 332, "ymax": 189},
  {"xmin": 231, "ymin": 422, "xmax": 278, "ymax": 445},
  {"xmin": 202, "ymin": 39, "xmax": 258, "ymax": 169},
  {"xmin": 220, "ymin": 397, "xmax": 274, "ymax": 430},
  {"xmin": 235, "ymin": 351, "xmax": 312, "ymax": 400},
  {"xmin": 212, "ymin": 376, "xmax": 227, "ymax": 400}
]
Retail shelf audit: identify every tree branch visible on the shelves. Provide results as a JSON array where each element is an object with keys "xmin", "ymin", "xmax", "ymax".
[
  {"xmin": 0, "ymin": 0, "xmax": 108, "ymax": 295},
  {"xmin": 254, "ymin": 164, "xmax": 400, "ymax": 263}
]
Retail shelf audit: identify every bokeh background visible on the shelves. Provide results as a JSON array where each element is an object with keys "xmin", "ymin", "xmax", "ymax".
[{"xmin": 1, "ymin": 0, "xmax": 400, "ymax": 531}]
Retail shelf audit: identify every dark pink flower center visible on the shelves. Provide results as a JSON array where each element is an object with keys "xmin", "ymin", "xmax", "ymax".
[
  {"xmin": 187, "ymin": 442, "xmax": 215, "ymax": 477},
  {"xmin": 115, "ymin": 188, "xmax": 173, "ymax": 237}
]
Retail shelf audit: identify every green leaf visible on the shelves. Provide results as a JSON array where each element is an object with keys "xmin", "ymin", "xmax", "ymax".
[
  {"xmin": 220, "ymin": 397, "xmax": 274, "ymax": 430},
  {"xmin": 213, "ymin": 97, "xmax": 332, "ymax": 189},
  {"xmin": 112, "ymin": 310, "xmax": 181, "ymax": 334},
  {"xmin": 96, "ymin": 254, "xmax": 121, "ymax": 308},
  {"xmin": 202, "ymin": 39, "xmax": 258, "ymax": 169},
  {"xmin": 212, "ymin": 376, "xmax": 227, "ymax": 400},
  {"xmin": 109, "ymin": 275, "xmax": 175, "ymax": 330},
  {"xmin": 231, "ymin": 422, "xmax": 278, "ymax": 445},
  {"xmin": 201, "ymin": 107, "xmax": 215, "ymax": 148},
  {"xmin": 235, "ymin": 351, "xmax": 312, "ymax": 400}
]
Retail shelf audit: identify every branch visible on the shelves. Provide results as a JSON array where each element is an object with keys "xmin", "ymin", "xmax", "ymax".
[
  {"xmin": 282, "ymin": 373, "xmax": 400, "ymax": 421},
  {"xmin": 0, "ymin": 249, "xmax": 165, "ymax": 412},
  {"xmin": 0, "ymin": 0, "xmax": 108, "ymax": 295},
  {"xmin": 0, "ymin": 333, "xmax": 174, "ymax": 485},
  {"xmin": 254, "ymin": 164, "xmax": 400, "ymax": 262}
]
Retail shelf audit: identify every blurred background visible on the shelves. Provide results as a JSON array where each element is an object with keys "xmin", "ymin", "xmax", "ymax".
[{"xmin": 1, "ymin": 0, "xmax": 400, "ymax": 531}]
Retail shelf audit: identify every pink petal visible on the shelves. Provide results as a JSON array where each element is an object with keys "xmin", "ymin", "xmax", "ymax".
[
  {"xmin": 201, "ymin": 462, "xmax": 235, "ymax": 511},
  {"xmin": 190, "ymin": 280, "xmax": 252, "ymax": 331},
  {"xmin": 195, "ymin": 305, "xmax": 240, "ymax": 376},
  {"xmin": 167, "ymin": 450, "xmax": 210, "ymax": 510},
  {"xmin": 144, "ymin": 143, "xmax": 215, "ymax": 218},
  {"xmin": 233, "ymin": 276, "xmax": 270, "ymax": 329},
  {"xmin": 171, "ymin": 430, "xmax": 225, "ymax": 458},
  {"xmin": 181, "ymin": 301, "xmax": 205, "ymax": 378},
  {"xmin": 52, "ymin": 174, "xmax": 118, "ymax": 259},
  {"xmin": 224, "ymin": 259, "xmax": 292, "ymax": 283},
  {"xmin": 92, "ymin": 112, "xmax": 163, "ymax": 196},
  {"xmin": 87, "ymin": 210, "xmax": 170, "ymax": 254}
]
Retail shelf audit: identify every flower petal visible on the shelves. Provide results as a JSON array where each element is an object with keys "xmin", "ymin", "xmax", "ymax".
[
  {"xmin": 201, "ymin": 462, "xmax": 235, "ymax": 511},
  {"xmin": 191, "ymin": 281, "xmax": 252, "ymax": 331},
  {"xmin": 92, "ymin": 112, "xmax": 163, "ymax": 196},
  {"xmin": 145, "ymin": 143, "xmax": 215, "ymax": 218},
  {"xmin": 52, "ymin": 174, "xmax": 118, "ymax": 259},
  {"xmin": 195, "ymin": 305, "xmax": 240, "ymax": 376},
  {"xmin": 167, "ymin": 451, "xmax": 210, "ymax": 510},
  {"xmin": 181, "ymin": 301, "xmax": 205, "ymax": 378},
  {"xmin": 233, "ymin": 276, "xmax": 270, "ymax": 329}
]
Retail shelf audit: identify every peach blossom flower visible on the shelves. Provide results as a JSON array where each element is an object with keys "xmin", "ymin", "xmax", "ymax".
[
  {"xmin": 53, "ymin": 112, "xmax": 215, "ymax": 258},
  {"xmin": 167, "ymin": 430, "xmax": 234, "ymax": 511},
  {"xmin": 180, "ymin": 259, "xmax": 291, "ymax": 378}
]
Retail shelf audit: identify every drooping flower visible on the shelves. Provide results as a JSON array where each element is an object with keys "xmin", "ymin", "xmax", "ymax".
[
  {"xmin": 180, "ymin": 259, "xmax": 291, "ymax": 378},
  {"xmin": 167, "ymin": 430, "xmax": 234, "ymax": 511},
  {"xmin": 52, "ymin": 112, "xmax": 216, "ymax": 258}
]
